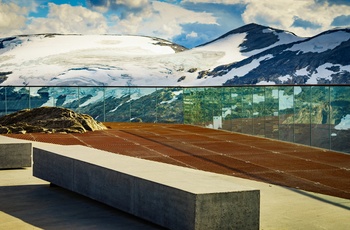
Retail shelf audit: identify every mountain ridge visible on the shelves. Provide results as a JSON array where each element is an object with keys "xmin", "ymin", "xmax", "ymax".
[
  {"xmin": 0, "ymin": 23, "xmax": 349, "ymax": 86},
  {"xmin": 219, "ymin": 28, "xmax": 350, "ymax": 85}
]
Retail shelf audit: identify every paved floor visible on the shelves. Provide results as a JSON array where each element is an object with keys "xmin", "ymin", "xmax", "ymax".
[
  {"xmin": 1, "ymin": 123, "xmax": 350, "ymax": 229},
  {"xmin": 0, "ymin": 167, "xmax": 164, "ymax": 230},
  {"xmin": 8, "ymin": 123, "xmax": 350, "ymax": 199},
  {"xmin": 1, "ymin": 163, "xmax": 350, "ymax": 229}
]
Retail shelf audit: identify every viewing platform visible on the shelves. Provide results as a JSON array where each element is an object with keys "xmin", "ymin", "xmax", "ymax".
[{"xmin": 1, "ymin": 123, "xmax": 350, "ymax": 229}]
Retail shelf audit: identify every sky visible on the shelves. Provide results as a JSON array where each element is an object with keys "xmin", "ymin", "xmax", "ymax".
[{"xmin": 1, "ymin": 0, "xmax": 350, "ymax": 48}]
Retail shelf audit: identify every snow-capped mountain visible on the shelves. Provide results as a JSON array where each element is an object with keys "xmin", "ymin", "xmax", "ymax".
[
  {"xmin": 0, "ymin": 34, "xmax": 187, "ymax": 86},
  {"xmin": 208, "ymin": 27, "xmax": 350, "ymax": 85},
  {"xmin": 0, "ymin": 23, "xmax": 349, "ymax": 86},
  {"xmin": 196, "ymin": 23, "xmax": 302, "ymax": 61}
]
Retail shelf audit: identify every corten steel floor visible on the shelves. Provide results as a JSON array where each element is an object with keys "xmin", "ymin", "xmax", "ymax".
[{"xmin": 5, "ymin": 122, "xmax": 350, "ymax": 199}]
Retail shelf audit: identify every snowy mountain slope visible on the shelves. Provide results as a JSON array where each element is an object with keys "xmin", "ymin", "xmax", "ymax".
[
  {"xmin": 195, "ymin": 23, "xmax": 303, "ymax": 64},
  {"xmin": 0, "ymin": 23, "xmax": 349, "ymax": 86},
  {"xmin": 0, "ymin": 34, "xmax": 189, "ymax": 86},
  {"xmin": 202, "ymin": 28, "xmax": 350, "ymax": 85}
]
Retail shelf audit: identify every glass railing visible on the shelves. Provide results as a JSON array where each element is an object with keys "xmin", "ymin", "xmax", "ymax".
[{"xmin": 0, "ymin": 85, "xmax": 349, "ymax": 154}]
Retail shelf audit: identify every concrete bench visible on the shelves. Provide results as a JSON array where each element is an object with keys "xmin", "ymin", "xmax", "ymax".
[
  {"xmin": 0, "ymin": 136, "xmax": 32, "ymax": 169},
  {"xmin": 33, "ymin": 143, "xmax": 260, "ymax": 230}
]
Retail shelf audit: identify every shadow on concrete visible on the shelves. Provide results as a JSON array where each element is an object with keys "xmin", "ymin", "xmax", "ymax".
[
  {"xmin": 0, "ymin": 184, "xmax": 164, "ymax": 229},
  {"xmin": 286, "ymin": 187, "xmax": 350, "ymax": 211}
]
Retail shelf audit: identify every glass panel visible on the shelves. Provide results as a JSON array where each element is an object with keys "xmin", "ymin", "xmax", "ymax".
[
  {"xmin": 130, "ymin": 88, "xmax": 157, "ymax": 123},
  {"xmin": 330, "ymin": 86, "xmax": 350, "ymax": 153},
  {"xmin": 294, "ymin": 86, "xmax": 311, "ymax": 145},
  {"xmin": 252, "ymin": 87, "xmax": 265, "ymax": 137},
  {"xmin": 104, "ymin": 87, "xmax": 131, "ymax": 122},
  {"xmin": 310, "ymin": 86, "xmax": 330, "ymax": 149},
  {"xmin": 264, "ymin": 87, "xmax": 279, "ymax": 139},
  {"xmin": 6, "ymin": 87, "xmax": 29, "ymax": 114},
  {"xmin": 202, "ymin": 88, "xmax": 222, "ymax": 129},
  {"xmin": 230, "ymin": 87, "xmax": 243, "ymax": 133},
  {"xmin": 278, "ymin": 86, "xmax": 294, "ymax": 142},
  {"xmin": 241, "ymin": 87, "xmax": 253, "ymax": 135},
  {"xmin": 221, "ymin": 87, "xmax": 233, "ymax": 131},
  {"xmin": 1, "ymin": 85, "xmax": 349, "ymax": 154},
  {"xmin": 156, "ymin": 88, "xmax": 184, "ymax": 123},
  {"xmin": 29, "ymin": 87, "xmax": 52, "ymax": 108},
  {"xmin": 50, "ymin": 87, "xmax": 79, "ymax": 111},
  {"xmin": 0, "ymin": 87, "xmax": 6, "ymax": 116},
  {"xmin": 183, "ymin": 88, "xmax": 204, "ymax": 126},
  {"xmin": 77, "ymin": 87, "xmax": 105, "ymax": 121}
]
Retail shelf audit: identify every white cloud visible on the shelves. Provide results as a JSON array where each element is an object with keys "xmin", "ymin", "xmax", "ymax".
[
  {"xmin": 87, "ymin": 0, "xmax": 151, "ymax": 14},
  {"xmin": 112, "ymin": 11, "xmax": 152, "ymax": 35},
  {"xmin": 2, "ymin": 0, "xmax": 350, "ymax": 45},
  {"xmin": 186, "ymin": 31, "xmax": 198, "ymax": 38},
  {"xmin": 25, "ymin": 3, "xmax": 108, "ymax": 35},
  {"xmin": 110, "ymin": 1, "xmax": 218, "ymax": 40},
  {"xmin": 241, "ymin": 0, "xmax": 350, "ymax": 37},
  {"xmin": 147, "ymin": 1, "xmax": 217, "ymax": 38},
  {"xmin": 0, "ymin": 0, "xmax": 30, "ymax": 36},
  {"xmin": 117, "ymin": 0, "xmax": 149, "ymax": 8},
  {"xmin": 183, "ymin": 0, "xmax": 244, "ymax": 3},
  {"xmin": 184, "ymin": 0, "xmax": 350, "ymax": 37}
]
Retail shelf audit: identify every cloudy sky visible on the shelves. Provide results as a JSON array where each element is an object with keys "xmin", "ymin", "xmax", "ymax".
[{"xmin": 1, "ymin": 0, "xmax": 350, "ymax": 48}]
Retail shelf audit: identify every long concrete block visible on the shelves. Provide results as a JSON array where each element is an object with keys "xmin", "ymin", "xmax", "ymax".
[
  {"xmin": 0, "ymin": 136, "xmax": 32, "ymax": 169},
  {"xmin": 33, "ymin": 143, "xmax": 260, "ymax": 230}
]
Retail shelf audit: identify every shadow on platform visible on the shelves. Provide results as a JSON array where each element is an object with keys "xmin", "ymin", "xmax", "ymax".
[{"xmin": 0, "ymin": 183, "xmax": 164, "ymax": 229}]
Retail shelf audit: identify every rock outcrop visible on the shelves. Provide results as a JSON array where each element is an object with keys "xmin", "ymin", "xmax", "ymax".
[{"xmin": 0, "ymin": 107, "xmax": 107, "ymax": 134}]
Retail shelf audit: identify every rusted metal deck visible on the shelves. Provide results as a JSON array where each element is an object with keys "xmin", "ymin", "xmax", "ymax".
[{"xmin": 5, "ymin": 123, "xmax": 350, "ymax": 199}]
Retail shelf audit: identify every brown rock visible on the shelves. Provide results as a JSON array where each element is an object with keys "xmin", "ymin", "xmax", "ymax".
[{"xmin": 0, "ymin": 107, "xmax": 107, "ymax": 134}]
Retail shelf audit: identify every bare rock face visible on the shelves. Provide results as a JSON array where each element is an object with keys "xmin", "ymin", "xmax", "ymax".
[{"xmin": 0, "ymin": 107, "xmax": 107, "ymax": 134}]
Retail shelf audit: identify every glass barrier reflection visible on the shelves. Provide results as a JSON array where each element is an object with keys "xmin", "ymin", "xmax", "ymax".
[{"xmin": 0, "ymin": 85, "xmax": 349, "ymax": 154}]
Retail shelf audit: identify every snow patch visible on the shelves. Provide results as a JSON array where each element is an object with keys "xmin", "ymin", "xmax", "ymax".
[
  {"xmin": 262, "ymin": 29, "xmax": 274, "ymax": 33},
  {"xmin": 80, "ymin": 90, "xmax": 104, "ymax": 107},
  {"xmin": 278, "ymin": 90, "xmax": 293, "ymax": 110},
  {"xmin": 295, "ymin": 67, "xmax": 309, "ymax": 76},
  {"xmin": 227, "ymin": 55, "xmax": 273, "ymax": 78},
  {"xmin": 160, "ymin": 90, "xmax": 182, "ymax": 104},
  {"xmin": 194, "ymin": 33, "xmax": 248, "ymax": 65},
  {"xmin": 245, "ymin": 30, "xmax": 303, "ymax": 56},
  {"xmin": 287, "ymin": 31, "xmax": 350, "ymax": 53},
  {"xmin": 191, "ymin": 54, "xmax": 274, "ymax": 86},
  {"xmin": 256, "ymin": 81, "xmax": 276, "ymax": 85},
  {"xmin": 335, "ymin": 114, "xmax": 350, "ymax": 130},
  {"xmin": 306, "ymin": 63, "xmax": 340, "ymax": 84},
  {"xmin": 278, "ymin": 75, "xmax": 292, "ymax": 83}
]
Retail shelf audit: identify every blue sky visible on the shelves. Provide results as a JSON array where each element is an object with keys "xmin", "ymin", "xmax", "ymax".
[{"xmin": 1, "ymin": 0, "xmax": 350, "ymax": 48}]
